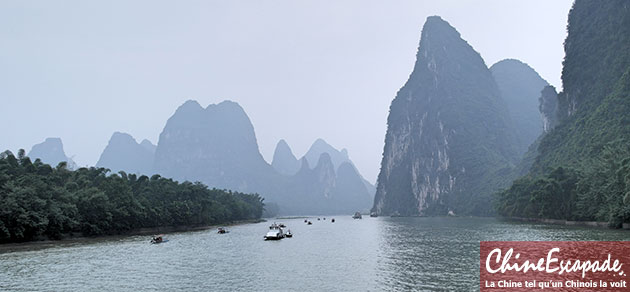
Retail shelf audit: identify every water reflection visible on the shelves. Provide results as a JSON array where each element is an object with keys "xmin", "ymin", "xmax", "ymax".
[{"xmin": 1, "ymin": 217, "xmax": 628, "ymax": 291}]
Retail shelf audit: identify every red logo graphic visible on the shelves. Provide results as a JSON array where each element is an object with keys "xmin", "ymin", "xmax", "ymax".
[{"xmin": 480, "ymin": 241, "xmax": 630, "ymax": 291}]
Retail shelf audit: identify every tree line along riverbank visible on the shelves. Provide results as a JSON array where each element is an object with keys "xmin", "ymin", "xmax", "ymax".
[{"xmin": 0, "ymin": 149, "xmax": 265, "ymax": 244}]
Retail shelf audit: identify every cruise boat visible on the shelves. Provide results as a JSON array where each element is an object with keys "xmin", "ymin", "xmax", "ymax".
[{"xmin": 264, "ymin": 223, "xmax": 285, "ymax": 240}]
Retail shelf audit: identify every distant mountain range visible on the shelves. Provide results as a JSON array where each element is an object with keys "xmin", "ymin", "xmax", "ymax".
[
  {"xmin": 271, "ymin": 138, "xmax": 376, "ymax": 196},
  {"xmin": 93, "ymin": 100, "xmax": 373, "ymax": 215}
]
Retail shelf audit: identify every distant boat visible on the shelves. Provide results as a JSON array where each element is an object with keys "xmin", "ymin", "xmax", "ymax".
[
  {"xmin": 391, "ymin": 211, "xmax": 401, "ymax": 217},
  {"xmin": 151, "ymin": 234, "xmax": 168, "ymax": 244},
  {"xmin": 370, "ymin": 212, "xmax": 378, "ymax": 218},
  {"xmin": 285, "ymin": 230, "xmax": 293, "ymax": 238},
  {"xmin": 217, "ymin": 227, "xmax": 229, "ymax": 234},
  {"xmin": 278, "ymin": 223, "xmax": 286, "ymax": 228},
  {"xmin": 331, "ymin": 218, "xmax": 335, "ymax": 223},
  {"xmin": 264, "ymin": 223, "xmax": 285, "ymax": 240},
  {"xmin": 352, "ymin": 212, "xmax": 362, "ymax": 219},
  {"xmin": 307, "ymin": 221, "xmax": 313, "ymax": 225},
  {"xmin": 304, "ymin": 219, "xmax": 308, "ymax": 223}
]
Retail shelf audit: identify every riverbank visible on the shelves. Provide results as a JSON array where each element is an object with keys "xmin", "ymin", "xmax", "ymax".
[
  {"xmin": 0, "ymin": 218, "xmax": 266, "ymax": 252},
  {"xmin": 502, "ymin": 217, "xmax": 630, "ymax": 230}
]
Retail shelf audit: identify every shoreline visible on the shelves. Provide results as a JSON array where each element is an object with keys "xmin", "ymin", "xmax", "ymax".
[
  {"xmin": 0, "ymin": 218, "xmax": 266, "ymax": 252},
  {"xmin": 500, "ymin": 216, "xmax": 630, "ymax": 230}
]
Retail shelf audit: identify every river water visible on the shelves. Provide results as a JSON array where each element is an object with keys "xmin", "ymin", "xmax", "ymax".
[{"xmin": 1, "ymin": 217, "xmax": 629, "ymax": 291}]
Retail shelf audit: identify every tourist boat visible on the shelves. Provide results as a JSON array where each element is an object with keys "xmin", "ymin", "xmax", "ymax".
[
  {"xmin": 370, "ymin": 212, "xmax": 378, "ymax": 217},
  {"xmin": 151, "ymin": 234, "xmax": 168, "ymax": 244},
  {"xmin": 285, "ymin": 230, "xmax": 293, "ymax": 238},
  {"xmin": 352, "ymin": 212, "xmax": 362, "ymax": 219},
  {"xmin": 264, "ymin": 223, "xmax": 285, "ymax": 240},
  {"xmin": 217, "ymin": 227, "xmax": 229, "ymax": 234},
  {"xmin": 307, "ymin": 221, "xmax": 312, "ymax": 225}
]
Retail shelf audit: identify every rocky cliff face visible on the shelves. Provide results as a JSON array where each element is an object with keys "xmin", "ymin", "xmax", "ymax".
[
  {"xmin": 271, "ymin": 139, "xmax": 300, "ymax": 176},
  {"xmin": 28, "ymin": 137, "xmax": 76, "ymax": 169},
  {"xmin": 490, "ymin": 59, "xmax": 549, "ymax": 155},
  {"xmin": 539, "ymin": 85, "xmax": 559, "ymax": 133},
  {"xmin": 96, "ymin": 132, "xmax": 154, "ymax": 175},
  {"xmin": 372, "ymin": 16, "xmax": 518, "ymax": 216}
]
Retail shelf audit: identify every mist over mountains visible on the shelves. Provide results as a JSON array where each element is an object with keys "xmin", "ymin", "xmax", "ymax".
[
  {"xmin": 490, "ymin": 59, "xmax": 549, "ymax": 156},
  {"xmin": 92, "ymin": 100, "xmax": 373, "ymax": 215},
  {"xmin": 21, "ymin": 5, "xmax": 621, "ymax": 222}
]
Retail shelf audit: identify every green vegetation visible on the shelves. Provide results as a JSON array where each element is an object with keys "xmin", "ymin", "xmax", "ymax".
[
  {"xmin": 496, "ymin": 0, "xmax": 630, "ymax": 227},
  {"xmin": 0, "ymin": 149, "xmax": 264, "ymax": 243}
]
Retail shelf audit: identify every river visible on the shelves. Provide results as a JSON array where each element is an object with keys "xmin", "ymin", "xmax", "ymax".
[{"xmin": 1, "ymin": 217, "xmax": 629, "ymax": 291}]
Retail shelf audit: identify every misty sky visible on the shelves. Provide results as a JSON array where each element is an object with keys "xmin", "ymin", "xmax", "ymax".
[{"xmin": 0, "ymin": 0, "xmax": 572, "ymax": 183}]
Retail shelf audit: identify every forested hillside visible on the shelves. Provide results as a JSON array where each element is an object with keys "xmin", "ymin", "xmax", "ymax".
[
  {"xmin": 0, "ymin": 149, "xmax": 264, "ymax": 243},
  {"xmin": 496, "ymin": 0, "xmax": 630, "ymax": 227}
]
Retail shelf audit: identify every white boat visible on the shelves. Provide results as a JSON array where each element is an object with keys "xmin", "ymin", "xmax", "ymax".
[
  {"xmin": 285, "ymin": 230, "xmax": 293, "ymax": 238},
  {"xmin": 352, "ymin": 212, "xmax": 362, "ymax": 219},
  {"xmin": 264, "ymin": 223, "xmax": 285, "ymax": 240}
]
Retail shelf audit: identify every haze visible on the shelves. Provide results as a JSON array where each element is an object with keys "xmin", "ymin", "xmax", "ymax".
[{"xmin": 0, "ymin": 0, "xmax": 572, "ymax": 183}]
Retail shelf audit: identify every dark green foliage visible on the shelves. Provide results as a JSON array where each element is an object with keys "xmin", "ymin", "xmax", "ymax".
[
  {"xmin": 0, "ymin": 150, "xmax": 264, "ymax": 243},
  {"xmin": 496, "ymin": 0, "xmax": 630, "ymax": 226}
]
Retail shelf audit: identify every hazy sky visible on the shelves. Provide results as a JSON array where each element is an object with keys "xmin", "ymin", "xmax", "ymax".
[{"xmin": 0, "ymin": 0, "xmax": 572, "ymax": 183}]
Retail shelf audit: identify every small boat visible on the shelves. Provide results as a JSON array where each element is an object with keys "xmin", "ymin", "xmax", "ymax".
[
  {"xmin": 323, "ymin": 217, "xmax": 326, "ymax": 220},
  {"xmin": 352, "ymin": 212, "xmax": 362, "ymax": 219},
  {"xmin": 264, "ymin": 223, "xmax": 285, "ymax": 240},
  {"xmin": 307, "ymin": 221, "xmax": 312, "ymax": 225},
  {"xmin": 370, "ymin": 212, "xmax": 378, "ymax": 217},
  {"xmin": 217, "ymin": 227, "xmax": 229, "ymax": 234},
  {"xmin": 278, "ymin": 223, "xmax": 286, "ymax": 228},
  {"xmin": 317, "ymin": 218, "xmax": 320, "ymax": 221},
  {"xmin": 331, "ymin": 218, "xmax": 335, "ymax": 223},
  {"xmin": 304, "ymin": 219, "xmax": 308, "ymax": 223},
  {"xmin": 285, "ymin": 230, "xmax": 293, "ymax": 238},
  {"xmin": 151, "ymin": 234, "xmax": 168, "ymax": 244}
]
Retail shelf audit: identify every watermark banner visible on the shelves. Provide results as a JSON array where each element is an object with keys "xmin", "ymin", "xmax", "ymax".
[{"xmin": 480, "ymin": 241, "xmax": 630, "ymax": 291}]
